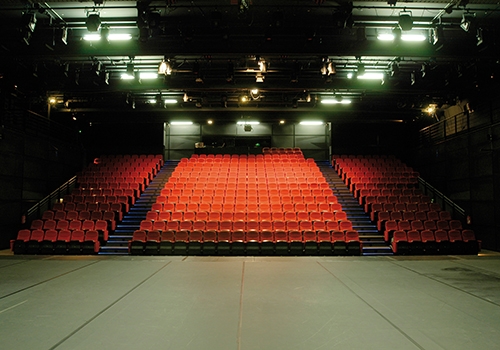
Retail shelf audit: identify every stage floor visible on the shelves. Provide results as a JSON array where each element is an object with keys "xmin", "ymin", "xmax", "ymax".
[{"xmin": 1, "ymin": 252, "xmax": 500, "ymax": 350}]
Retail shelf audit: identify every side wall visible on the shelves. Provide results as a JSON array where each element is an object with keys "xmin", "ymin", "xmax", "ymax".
[
  {"xmin": 412, "ymin": 104, "xmax": 500, "ymax": 251},
  {"xmin": 0, "ymin": 118, "xmax": 84, "ymax": 249}
]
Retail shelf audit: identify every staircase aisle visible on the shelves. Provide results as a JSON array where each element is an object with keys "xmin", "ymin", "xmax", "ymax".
[
  {"xmin": 99, "ymin": 161, "xmax": 178, "ymax": 255},
  {"xmin": 317, "ymin": 161, "xmax": 392, "ymax": 256}
]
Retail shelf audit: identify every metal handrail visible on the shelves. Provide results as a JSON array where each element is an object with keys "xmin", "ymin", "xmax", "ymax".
[
  {"xmin": 418, "ymin": 177, "xmax": 466, "ymax": 222},
  {"xmin": 26, "ymin": 176, "xmax": 77, "ymax": 224}
]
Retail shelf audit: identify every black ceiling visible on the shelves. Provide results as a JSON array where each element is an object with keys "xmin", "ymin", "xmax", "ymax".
[{"xmin": 1, "ymin": 0, "xmax": 500, "ymax": 124}]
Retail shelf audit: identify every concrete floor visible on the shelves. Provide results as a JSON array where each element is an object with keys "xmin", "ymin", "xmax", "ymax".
[{"xmin": 1, "ymin": 252, "xmax": 500, "ymax": 350}]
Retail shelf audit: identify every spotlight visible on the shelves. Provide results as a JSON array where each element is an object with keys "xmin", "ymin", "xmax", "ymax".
[
  {"xmin": 100, "ymin": 71, "xmax": 109, "ymax": 85},
  {"xmin": 60, "ymin": 27, "xmax": 68, "ymax": 45},
  {"xmin": 399, "ymin": 12, "xmax": 413, "ymax": 31},
  {"xmin": 390, "ymin": 62, "xmax": 400, "ymax": 76},
  {"xmin": 421, "ymin": 63, "xmax": 428, "ymax": 78},
  {"xmin": 460, "ymin": 13, "xmax": 476, "ymax": 33},
  {"xmin": 158, "ymin": 59, "xmax": 172, "ymax": 75},
  {"xmin": 22, "ymin": 13, "xmax": 37, "ymax": 32},
  {"xmin": 476, "ymin": 27, "xmax": 484, "ymax": 46},
  {"xmin": 430, "ymin": 26, "xmax": 445, "ymax": 47},
  {"xmin": 86, "ymin": 13, "xmax": 101, "ymax": 32}
]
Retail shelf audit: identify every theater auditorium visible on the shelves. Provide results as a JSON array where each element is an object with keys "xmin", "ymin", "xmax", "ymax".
[{"xmin": 1, "ymin": 1, "xmax": 500, "ymax": 349}]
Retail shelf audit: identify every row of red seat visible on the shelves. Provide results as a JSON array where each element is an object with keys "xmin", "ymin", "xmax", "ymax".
[
  {"xmin": 139, "ymin": 218, "xmax": 354, "ymax": 233},
  {"xmin": 38, "ymin": 210, "xmax": 117, "ymax": 230},
  {"xmin": 30, "ymin": 219, "xmax": 109, "ymax": 240},
  {"xmin": 156, "ymin": 194, "xmax": 338, "ymax": 204},
  {"xmin": 383, "ymin": 219, "xmax": 463, "ymax": 241},
  {"xmin": 11, "ymin": 229, "xmax": 100, "ymax": 255},
  {"xmin": 152, "ymin": 202, "xmax": 343, "ymax": 214},
  {"xmin": 146, "ymin": 209, "xmax": 347, "ymax": 222},
  {"xmin": 146, "ymin": 208, "xmax": 347, "ymax": 221},
  {"xmin": 130, "ymin": 229, "xmax": 361, "ymax": 256},
  {"xmin": 376, "ymin": 209, "xmax": 450, "ymax": 228},
  {"xmin": 160, "ymin": 188, "xmax": 335, "ymax": 197},
  {"xmin": 392, "ymin": 229, "xmax": 479, "ymax": 255},
  {"xmin": 71, "ymin": 188, "xmax": 140, "ymax": 201}
]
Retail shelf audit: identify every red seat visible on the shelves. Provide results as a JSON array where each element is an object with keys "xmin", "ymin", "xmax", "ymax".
[
  {"xmin": 83, "ymin": 230, "xmax": 100, "ymax": 254},
  {"xmin": 391, "ymin": 230, "xmax": 408, "ymax": 255}
]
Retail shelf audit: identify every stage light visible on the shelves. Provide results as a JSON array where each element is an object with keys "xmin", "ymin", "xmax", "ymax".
[
  {"xmin": 430, "ymin": 26, "xmax": 445, "ymax": 47},
  {"xmin": 460, "ymin": 13, "xmax": 475, "ymax": 32},
  {"xmin": 299, "ymin": 121, "xmax": 323, "ymax": 125},
  {"xmin": 399, "ymin": 12, "xmax": 413, "ymax": 31},
  {"xmin": 61, "ymin": 27, "xmax": 68, "ymax": 45},
  {"xmin": 158, "ymin": 59, "xmax": 172, "ymax": 75},
  {"xmin": 22, "ymin": 13, "xmax": 37, "ymax": 32},
  {"xmin": 258, "ymin": 60, "xmax": 267, "ymax": 73},
  {"xmin": 390, "ymin": 62, "xmax": 400, "ymax": 76},
  {"xmin": 86, "ymin": 13, "xmax": 101, "ymax": 32}
]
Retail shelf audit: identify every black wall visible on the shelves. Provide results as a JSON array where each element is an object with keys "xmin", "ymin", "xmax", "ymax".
[
  {"xmin": 0, "ymin": 115, "xmax": 84, "ymax": 249},
  {"xmin": 412, "ymin": 103, "xmax": 500, "ymax": 251}
]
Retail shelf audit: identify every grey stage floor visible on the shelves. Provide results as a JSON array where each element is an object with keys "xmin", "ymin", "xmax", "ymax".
[{"xmin": 1, "ymin": 252, "xmax": 500, "ymax": 350}]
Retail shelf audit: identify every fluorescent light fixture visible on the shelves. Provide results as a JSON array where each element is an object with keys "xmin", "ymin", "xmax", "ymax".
[
  {"xmin": 139, "ymin": 72, "xmax": 158, "ymax": 80},
  {"xmin": 170, "ymin": 121, "xmax": 193, "ymax": 125},
  {"xmin": 321, "ymin": 99, "xmax": 352, "ymax": 104},
  {"xmin": 377, "ymin": 33, "xmax": 395, "ymax": 41},
  {"xmin": 348, "ymin": 72, "xmax": 384, "ymax": 80},
  {"xmin": 237, "ymin": 121, "xmax": 260, "ymax": 125},
  {"xmin": 358, "ymin": 72, "xmax": 385, "ymax": 80},
  {"xmin": 83, "ymin": 34, "xmax": 101, "ymax": 41},
  {"xmin": 120, "ymin": 73, "xmax": 134, "ymax": 80},
  {"xmin": 377, "ymin": 33, "xmax": 426, "ymax": 42},
  {"xmin": 108, "ymin": 33, "xmax": 132, "ymax": 41},
  {"xmin": 402, "ymin": 34, "xmax": 426, "ymax": 41},
  {"xmin": 164, "ymin": 99, "xmax": 177, "ymax": 104},
  {"xmin": 299, "ymin": 121, "xmax": 323, "ymax": 125},
  {"xmin": 84, "ymin": 33, "xmax": 132, "ymax": 41}
]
